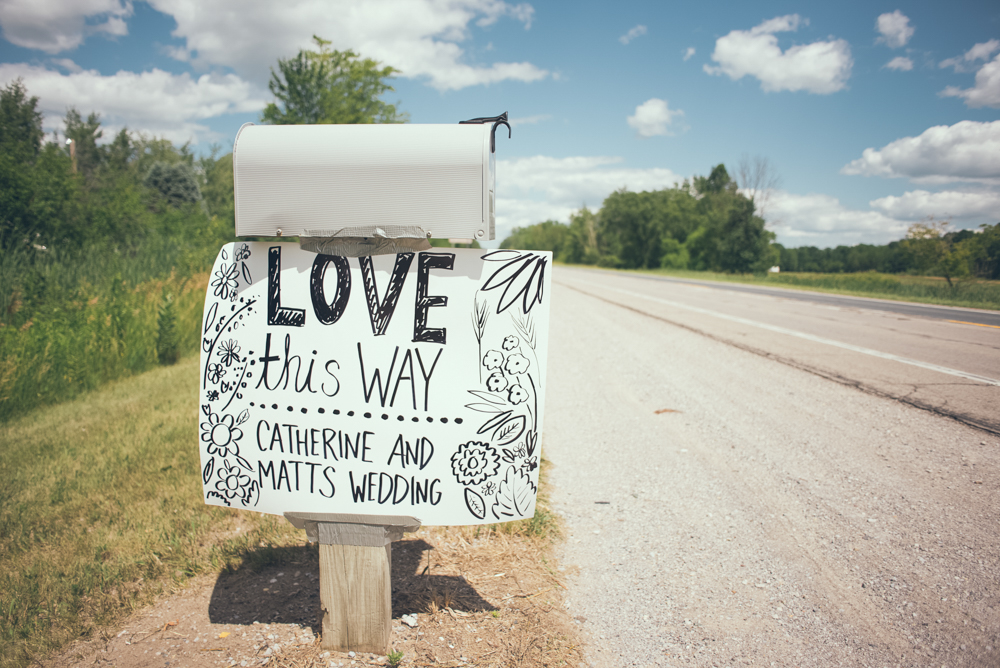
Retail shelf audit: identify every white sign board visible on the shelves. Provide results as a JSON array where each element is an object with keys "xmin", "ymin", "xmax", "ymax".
[{"xmin": 198, "ymin": 243, "xmax": 551, "ymax": 525}]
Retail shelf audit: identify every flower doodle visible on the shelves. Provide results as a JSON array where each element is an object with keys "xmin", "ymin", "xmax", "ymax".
[
  {"xmin": 207, "ymin": 363, "xmax": 226, "ymax": 383},
  {"xmin": 217, "ymin": 339, "xmax": 241, "ymax": 367},
  {"xmin": 211, "ymin": 263, "xmax": 239, "ymax": 300},
  {"xmin": 486, "ymin": 372, "xmax": 508, "ymax": 393},
  {"xmin": 215, "ymin": 460, "xmax": 251, "ymax": 501},
  {"xmin": 502, "ymin": 335, "xmax": 519, "ymax": 351},
  {"xmin": 451, "ymin": 441, "xmax": 501, "ymax": 486},
  {"xmin": 508, "ymin": 384, "xmax": 528, "ymax": 405},
  {"xmin": 200, "ymin": 409, "xmax": 247, "ymax": 458},
  {"xmin": 483, "ymin": 350, "xmax": 503, "ymax": 370},
  {"xmin": 504, "ymin": 353, "xmax": 530, "ymax": 375}
]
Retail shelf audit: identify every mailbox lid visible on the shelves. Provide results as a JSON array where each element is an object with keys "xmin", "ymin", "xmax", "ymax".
[{"xmin": 233, "ymin": 123, "xmax": 493, "ymax": 239}]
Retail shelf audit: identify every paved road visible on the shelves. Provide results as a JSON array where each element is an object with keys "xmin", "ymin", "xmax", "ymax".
[
  {"xmin": 562, "ymin": 267, "xmax": 1000, "ymax": 434},
  {"xmin": 620, "ymin": 271, "xmax": 1000, "ymax": 328},
  {"xmin": 543, "ymin": 267, "xmax": 1000, "ymax": 667}
]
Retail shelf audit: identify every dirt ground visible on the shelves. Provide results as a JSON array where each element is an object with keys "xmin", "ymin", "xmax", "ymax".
[{"xmin": 40, "ymin": 526, "xmax": 581, "ymax": 668}]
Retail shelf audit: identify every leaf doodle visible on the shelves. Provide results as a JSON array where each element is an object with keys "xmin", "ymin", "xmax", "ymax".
[
  {"xmin": 241, "ymin": 262, "xmax": 251, "ymax": 285},
  {"xmin": 465, "ymin": 488, "xmax": 487, "ymax": 520},
  {"xmin": 202, "ymin": 459, "xmax": 214, "ymax": 484},
  {"xmin": 493, "ymin": 415, "xmax": 525, "ymax": 446},
  {"xmin": 237, "ymin": 409, "xmax": 250, "ymax": 425},
  {"xmin": 465, "ymin": 403, "xmax": 504, "ymax": 414},
  {"xmin": 204, "ymin": 302, "xmax": 218, "ymax": 335},
  {"xmin": 502, "ymin": 448, "xmax": 516, "ymax": 464},
  {"xmin": 481, "ymin": 250, "xmax": 522, "ymax": 262},
  {"xmin": 477, "ymin": 410, "xmax": 513, "ymax": 435},
  {"xmin": 525, "ymin": 431, "xmax": 538, "ymax": 457},
  {"xmin": 235, "ymin": 455, "xmax": 253, "ymax": 472},
  {"xmin": 481, "ymin": 254, "xmax": 547, "ymax": 315},
  {"xmin": 491, "ymin": 465, "xmax": 537, "ymax": 520},
  {"xmin": 468, "ymin": 390, "xmax": 505, "ymax": 406}
]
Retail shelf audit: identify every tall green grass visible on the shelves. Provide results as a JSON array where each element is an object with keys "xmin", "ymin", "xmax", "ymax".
[
  {"xmin": 0, "ymin": 239, "xmax": 218, "ymax": 422},
  {"xmin": 634, "ymin": 268, "xmax": 1000, "ymax": 311},
  {"xmin": 0, "ymin": 356, "xmax": 301, "ymax": 668}
]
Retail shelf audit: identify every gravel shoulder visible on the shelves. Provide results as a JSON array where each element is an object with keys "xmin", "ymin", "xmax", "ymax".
[{"xmin": 544, "ymin": 277, "xmax": 1000, "ymax": 668}]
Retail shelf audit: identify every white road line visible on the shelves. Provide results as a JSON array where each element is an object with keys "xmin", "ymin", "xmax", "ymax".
[{"xmin": 575, "ymin": 279, "xmax": 1000, "ymax": 387}]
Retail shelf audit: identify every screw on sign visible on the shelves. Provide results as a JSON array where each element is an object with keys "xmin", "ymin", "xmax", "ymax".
[{"xmin": 198, "ymin": 118, "xmax": 551, "ymax": 654}]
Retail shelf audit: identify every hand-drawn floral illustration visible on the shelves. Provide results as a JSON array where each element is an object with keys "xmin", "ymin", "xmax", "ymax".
[
  {"xmin": 211, "ymin": 262, "xmax": 239, "ymax": 301},
  {"xmin": 464, "ymin": 487, "xmax": 487, "ymax": 520},
  {"xmin": 200, "ymin": 409, "xmax": 246, "ymax": 458},
  {"xmin": 457, "ymin": 249, "xmax": 549, "ymax": 520},
  {"xmin": 504, "ymin": 353, "xmax": 529, "ymax": 375},
  {"xmin": 508, "ymin": 384, "xmax": 528, "ymax": 404},
  {"xmin": 214, "ymin": 460, "xmax": 252, "ymax": 501},
  {"xmin": 486, "ymin": 372, "xmax": 508, "ymax": 393},
  {"xmin": 202, "ymin": 244, "xmax": 257, "ymax": 413},
  {"xmin": 451, "ymin": 441, "xmax": 501, "ymax": 486},
  {"xmin": 491, "ymin": 465, "xmax": 536, "ymax": 520},
  {"xmin": 207, "ymin": 363, "xmax": 226, "ymax": 383},
  {"xmin": 200, "ymin": 404, "xmax": 257, "ymax": 507},
  {"xmin": 483, "ymin": 350, "xmax": 503, "ymax": 370},
  {"xmin": 218, "ymin": 339, "xmax": 241, "ymax": 366},
  {"xmin": 480, "ymin": 250, "xmax": 547, "ymax": 315},
  {"xmin": 201, "ymin": 244, "xmax": 260, "ymax": 508}
]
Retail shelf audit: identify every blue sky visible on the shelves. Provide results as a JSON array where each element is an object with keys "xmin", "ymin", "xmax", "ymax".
[{"xmin": 1, "ymin": 0, "xmax": 998, "ymax": 248}]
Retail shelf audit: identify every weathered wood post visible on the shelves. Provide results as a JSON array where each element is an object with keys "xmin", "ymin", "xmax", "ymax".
[{"xmin": 285, "ymin": 513, "xmax": 420, "ymax": 653}]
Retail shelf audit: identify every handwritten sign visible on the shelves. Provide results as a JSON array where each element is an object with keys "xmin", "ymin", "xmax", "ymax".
[{"xmin": 198, "ymin": 243, "xmax": 551, "ymax": 525}]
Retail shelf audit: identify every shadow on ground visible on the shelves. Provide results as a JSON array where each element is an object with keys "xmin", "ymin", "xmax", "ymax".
[{"xmin": 207, "ymin": 538, "xmax": 495, "ymax": 630}]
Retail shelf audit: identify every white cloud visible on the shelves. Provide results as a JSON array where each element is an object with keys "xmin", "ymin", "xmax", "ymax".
[
  {"xmin": 0, "ymin": 0, "xmax": 132, "ymax": 54},
  {"xmin": 626, "ymin": 98, "xmax": 684, "ymax": 137},
  {"xmin": 941, "ymin": 54, "xmax": 1000, "ymax": 109},
  {"xmin": 0, "ymin": 63, "xmax": 265, "ymax": 144},
  {"xmin": 875, "ymin": 10, "xmax": 913, "ymax": 49},
  {"xmin": 493, "ymin": 155, "xmax": 683, "ymax": 242},
  {"xmin": 842, "ymin": 120, "xmax": 1000, "ymax": 184},
  {"xmin": 768, "ymin": 191, "xmax": 908, "ymax": 247},
  {"xmin": 683, "ymin": 47, "xmax": 695, "ymax": 62},
  {"xmin": 704, "ymin": 14, "xmax": 852, "ymax": 94},
  {"xmin": 884, "ymin": 56, "xmax": 913, "ymax": 71},
  {"xmin": 939, "ymin": 39, "xmax": 999, "ymax": 72},
  {"xmin": 870, "ymin": 189, "xmax": 1000, "ymax": 222},
  {"xmin": 619, "ymin": 25, "xmax": 647, "ymax": 45},
  {"xmin": 143, "ymin": 0, "xmax": 548, "ymax": 91},
  {"xmin": 51, "ymin": 58, "xmax": 83, "ymax": 74}
]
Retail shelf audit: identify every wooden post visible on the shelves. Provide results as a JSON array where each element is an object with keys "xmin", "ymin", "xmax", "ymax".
[{"xmin": 284, "ymin": 513, "xmax": 420, "ymax": 654}]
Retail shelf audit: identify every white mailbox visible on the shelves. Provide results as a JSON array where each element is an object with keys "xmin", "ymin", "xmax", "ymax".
[{"xmin": 233, "ymin": 118, "xmax": 508, "ymax": 243}]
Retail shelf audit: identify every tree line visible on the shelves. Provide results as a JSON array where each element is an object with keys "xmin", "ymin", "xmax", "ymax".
[{"xmin": 501, "ymin": 167, "xmax": 1000, "ymax": 281}]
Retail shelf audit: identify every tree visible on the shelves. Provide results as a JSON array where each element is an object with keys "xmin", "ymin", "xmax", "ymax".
[
  {"xmin": 262, "ymin": 36, "xmax": 407, "ymax": 125},
  {"xmin": 716, "ymin": 197, "xmax": 776, "ymax": 273},
  {"xmin": 0, "ymin": 78, "xmax": 43, "ymax": 160},
  {"xmin": 735, "ymin": 154, "xmax": 781, "ymax": 221},
  {"xmin": 144, "ymin": 161, "xmax": 201, "ymax": 208}
]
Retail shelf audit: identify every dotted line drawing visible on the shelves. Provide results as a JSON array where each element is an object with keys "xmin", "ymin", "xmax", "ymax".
[{"xmin": 246, "ymin": 401, "xmax": 464, "ymax": 423}]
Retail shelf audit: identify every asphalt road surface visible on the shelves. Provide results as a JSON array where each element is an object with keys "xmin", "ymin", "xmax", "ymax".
[{"xmin": 543, "ymin": 267, "xmax": 1000, "ymax": 668}]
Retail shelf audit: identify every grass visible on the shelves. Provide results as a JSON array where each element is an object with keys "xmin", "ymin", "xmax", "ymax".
[
  {"xmin": 0, "ymin": 352, "xmax": 561, "ymax": 668},
  {"xmin": 625, "ymin": 267, "xmax": 1000, "ymax": 311},
  {"xmin": 0, "ymin": 355, "xmax": 301, "ymax": 668}
]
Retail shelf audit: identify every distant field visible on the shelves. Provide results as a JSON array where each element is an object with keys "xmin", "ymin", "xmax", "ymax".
[{"xmin": 625, "ymin": 268, "xmax": 1000, "ymax": 311}]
